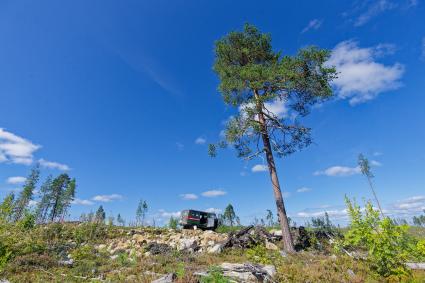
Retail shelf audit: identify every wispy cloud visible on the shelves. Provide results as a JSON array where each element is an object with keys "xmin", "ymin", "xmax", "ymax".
[
  {"xmin": 38, "ymin": 158, "xmax": 70, "ymax": 171},
  {"xmin": 354, "ymin": 0, "xmax": 396, "ymax": 27},
  {"xmin": 205, "ymin": 208, "xmax": 222, "ymax": 214},
  {"xmin": 251, "ymin": 164, "xmax": 268, "ymax": 173},
  {"xmin": 0, "ymin": 128, "xmax": 41, "ymax": 165},
  {"xmin": 302, "ymin": 19, "xmax": 323, "ymax": 33},
  {"xmin": 297, "ymin": 187, "xmax": 312, "ymax": 193},
  {"xmin": 370, "ymin": 160, "xmax": 382, "ymax": 166},
  {"xmin": 296, "ymin": 208, "xmax": 348, "ymax": 218},
  {"xmin": 176, "ymin": 142, "xmax": 184, "ymax": 151},
  {"xmin": 201, "ymin": 190, "xmax": 227, "ymax": 197},
  {"xmin": 241, "ymin": 99, "xmax": 288, "ymax": 119},
  {"xmin": 92, "ymin": 194, "xmax": 123, "ymax": 202},
  {"xmin": 158, "ymin": 209, "xmax": 181, "ymax": 219},
  {"xmin": 195, "ymin": 137, "xmax": 206, "ymax": 145},
  {"xmin": 6, "ymin": 176, "xmax": 26, "ymax": 184},
  {"xmin": 314, "ymin": 165, "xmax": 361, "ymax": 177},
  {"xmin": 389, "ymin": 195, "xmax": 425, "ymax": 215},
  {"xmin": 72, "ymin": 198, "xmax": 94, "ymax": 205},
  {"xmin": 180, "ymin": 193, "xmax": 198, "ymax": 200},
  {"xmin": 327, "ymin": 40, "xmax": 404, "ymax": 105}
]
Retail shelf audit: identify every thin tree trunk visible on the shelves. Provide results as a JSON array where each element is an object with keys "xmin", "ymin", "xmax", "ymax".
[
  {"xmin": 255, "ymin": 91, "xmax": 295, "ymax": 253},
  {"xmin": 367, "ymin": 176, "xmax": 384, "ymax": 218}
]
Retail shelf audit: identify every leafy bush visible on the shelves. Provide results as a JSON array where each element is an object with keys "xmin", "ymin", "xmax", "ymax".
[
  {"xmin": 415, "ymin": 240, "xmax": 425, "ymax": 261},
  {"xmin": 73, "ymin": 222, "xmax": 108, "ymax": 244},
  {"xmin": 17, "ymin": 211, "xmax": 36, "ymax": 230},
  {"xmin": 339, "ymin": 197, "xmax": 411, "ymax": 279},
  {"xmin": 70, "ymin": 245, "xmax": 98, "ymax": 261},
  {"xmin": 246, "ymin": 244, "xmax": 281, "ymax": 265},
  {"xmin": 0, "ymin": 242, "xmax": 12, "ymax": 271},
  {"xmin": 200, "ymin": 266, "xmax": 231, "ymax": 283},
  {"xmin": 7, "ymin": 253, "xmax": 57, "ymax": 272}
]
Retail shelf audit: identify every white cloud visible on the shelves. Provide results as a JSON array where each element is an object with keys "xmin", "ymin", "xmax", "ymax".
[
  {"xmin": 38, "ymin": 158, "xmax": 70, "ymax": 171},
  {"xmin": 6, "ymin": 176, "xmax": 26, "ymax": 184},
  {"xmin": 314, "ymin": 165, "xmax": 361, "ymax": 177},
  {"xmin": 201, "ymin": 190, "xmax": 227, "ymax": 197},
  {"xmin": 264, "ymin": 99, "xmax": 288, "ymax": 118},
  {"xmin": 296, "ymin": 208, "xmax": 348, "ymax": 218},
  {"xmin": 92, "ymin": 194, "xmax": 123, "ymax": 202},
  {"xmin": 180, "ymin": 193, "xmax": 198, "ymax": 200},
  {"xmin": 297, "ymin": 187, "xmax": 312, "ymax": 193},
  {"xmin": 251, "ymin": 164, "xmax": 268, "ymax": 173},
  {"xmin": 205, "ymin": 208, "xmax": 222, "ymax": 214},
  {"xmin": 327, "ymin": 40, "xmax": 404, "ymax": 105},
  {"xmin": 0, "ymin": 128, "xmax": 41, "ymax": 165},
  {"xmin": 158, "ymin": 209, "xmax": 181, "ymax": 218},
  {"xmin": 72, "ymin": 198, "xmax": 94, "ymax": 205},
  {"xmin": 195, "ymin": 137, "xmax": 206, "ymax": 145},
  {"xmin": 370, "ymin": 160, "xmax": 382, "ymax": 166},
  {"xmin": 28, "ymin": 200, "xmax": 38, "ymax": 207},
  {"xmin": 283, "ymin": 192, "xmax": 291, "ymax": 198},
  {"xmin": 302, "ymin": 19, "xmax": 323, "ymax": 33},
  {"xmin": 390, "ymin": 196, "xmax": 425, "ymax": 213},
  {"xmin": 354, "ymin": 0, "xmax": 396, "ymax": 27},
  {"xmin": 240, "ymin": 99, "xmax": 288, "ymax": 120}
]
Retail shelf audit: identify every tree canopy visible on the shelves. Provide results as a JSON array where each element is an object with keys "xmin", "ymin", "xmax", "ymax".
[{"xmin": 210, "ymin": 23, "xmax": 337, "ymax": 159}]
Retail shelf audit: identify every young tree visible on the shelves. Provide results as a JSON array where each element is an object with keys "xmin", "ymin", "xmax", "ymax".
[
  {"xmin": 13, "ymin": 165, "xmax": 40, "ymax": 221},
  {"xmin": 117, "ymin": 213, "xmax": 125, "ymax": 226},
  {"xmin": 48, "ymin": 174, "xmax": 75, "ymax": 222},
  {"xmin": 168, "ymin": 216, "xmax": 179, "ymax": 229},
  {"xmin": 0, "ymin": 192, "xmax": 15, "ymax": 222},
  {"xmin": 223, "ymin": 204, "xmax": 236, "ymax": 226},
  {"xmin": 108, "ymin": 214, "xmax": 115, "ymax": 226},
  {"xmin": 35, "ymin": 175, "xmax": 53, "ymax": 223},
  {"xmin": 210, "ymin": 24, "xmax": 336, "ymax": 252},
  {"xmin": 136, "ymin": 199, "xmax": 148, "ymax": 226},
  {"xmin": 358, "ymin": 154, "xmax": 384, "ymax": 217},
  {"xmin": 95, "ymin": 205, "xmax": 106, "ymax": 223},
  {"xmin": 60, "ymin": 178, "xmax": 76, "ymax": 221},
  {"xmin": 266, "ymin": 209, "xmax": 274, "ymax": 227}
]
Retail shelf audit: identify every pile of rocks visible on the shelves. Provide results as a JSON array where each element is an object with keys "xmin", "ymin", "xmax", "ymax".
[{"xmin": 98, "ymin": 228, "xmax": 228, "ymax": 256}]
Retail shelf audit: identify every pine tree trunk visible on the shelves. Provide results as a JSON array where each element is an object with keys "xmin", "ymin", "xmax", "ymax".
[{"xmin": 255, "ymin": 91, "xmax": 295, "ymax": 253}]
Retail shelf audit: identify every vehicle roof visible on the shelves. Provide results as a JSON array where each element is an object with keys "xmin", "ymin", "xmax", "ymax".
[{"xmin": 182, "ymin": 209, "xmax": 216, "ymax": 215}]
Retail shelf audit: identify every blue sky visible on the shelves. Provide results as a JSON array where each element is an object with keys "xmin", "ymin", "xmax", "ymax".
[{"xmin": 0, "ymin": 0, "xmax": 424, "ymax": 225}]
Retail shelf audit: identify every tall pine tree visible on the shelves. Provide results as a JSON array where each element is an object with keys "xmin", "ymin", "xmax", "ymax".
[
  {"xmin": 210, "ymin": 24, "xmax": 336, "ymax": 252},
  {"xmin": 13, "ymin": 165, "xmax": 40, "ymax": 221}
]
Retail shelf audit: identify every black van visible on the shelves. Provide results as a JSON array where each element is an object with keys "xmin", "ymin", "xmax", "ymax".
[{"xmin": 179, "ymin": 209, "xmax": 218, "ymax": 230}]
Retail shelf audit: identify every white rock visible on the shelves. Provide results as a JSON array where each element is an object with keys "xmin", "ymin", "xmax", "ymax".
[
  {"xmin": 207, "ymin": 243, "xmax": 223, "ymax": 254},
  {"xmin": 269, "ymin": 229, "xmax": 282, "ymax": 236},
  {"xmin": 151, "ymin": 273, "xmax": 176, "ymax": 283},
  {"xmin": 178, "ymin": 238, "xmax": 197, "ymax": 251},
  {"xmin": 265, "ymin": 241, "xmax": 278, "ymax": 250}
]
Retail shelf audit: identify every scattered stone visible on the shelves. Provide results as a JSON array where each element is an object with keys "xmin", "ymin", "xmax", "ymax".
[
  {"xmin": 178, "ymin": 238, "xmax": 198, "ymax": 251},
  {"xmin": 265, "ymin": 241, "xmax": 278, "ymax": 250},
  {"xmin": 347, "ymin": 269, "xmax": 355, "ymax": 277},
  {"xmin": 207, "ymin": 243, "xmax": 223, "ymax": 254},
  {"xmin": 145, "ymin": 242, "xmax": 173, "ymax": 255},
  {"xmin": 406, "ymin": 262, "xmax": 425, "ymax": 270},
  {"xmin": 151, "ymin": 273, "xmax": 176, "ymax": 283},
  {"xmin": 219, "ymin": 262, "xmax": 276, "ymax": 283}
]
